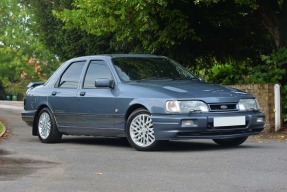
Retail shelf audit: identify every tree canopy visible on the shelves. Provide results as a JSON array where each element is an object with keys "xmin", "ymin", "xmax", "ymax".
[
  {"xmin": 25, "ymin": 0, "xmax": 273, "ymax": 65},
  {"xmin": 0, "ymin": 0, "xmax": 59, "ymax": 95},
  {"xmin": 50, "ymin": 0, "xmax": 287, "ymax": 87},
  {"xmin": 2, "ymin": 0, "xmax": 287, "ymax": 97},
  {"xmin": 55, "ymin": 1, "xmax": 269, "ymax": 63}
]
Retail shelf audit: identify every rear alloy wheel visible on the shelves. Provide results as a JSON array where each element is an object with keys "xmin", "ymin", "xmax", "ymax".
[
  {"xmin": 127, "ymin": 108, "xmax": 163, "ymax": 151},
  {"xmin": 37, "ymin": 108, "xmax": 62, "ymax": 143},
  {"xmin": 213, "ymin": 136, "xmax": 248, "ymax": 147}
]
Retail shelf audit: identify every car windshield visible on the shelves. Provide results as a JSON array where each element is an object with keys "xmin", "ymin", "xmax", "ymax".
[{"xmin": 112, "ymin": 57, "xmax": 196, "ymax": 82}]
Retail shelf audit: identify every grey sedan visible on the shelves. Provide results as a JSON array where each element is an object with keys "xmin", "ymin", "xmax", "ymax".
[{"xmin": 22, "ymin": 54, "xmax": 265, "ymax": 151}]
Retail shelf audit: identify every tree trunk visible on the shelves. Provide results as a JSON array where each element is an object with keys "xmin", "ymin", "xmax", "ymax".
[{"xmin": 257, "ymin": 0, "xmax": 286, "ymax": 49}]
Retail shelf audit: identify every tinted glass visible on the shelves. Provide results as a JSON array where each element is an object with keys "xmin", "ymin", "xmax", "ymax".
[
  {"xmin": 83, "ymin": 60, "xmax": 113, "ymax": 88},
  {"xmin": 112, "ymin": 57, "xmax": 195, "ymax": 81},
  {"xmin": 59, "ymin": 61, "xmax": 86, "ymax": 88}
]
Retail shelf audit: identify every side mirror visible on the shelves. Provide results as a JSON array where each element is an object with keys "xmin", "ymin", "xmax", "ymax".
[
  {"xmin": 95, "ymin": 79, "xmax": 114, "ymax": 88},
  {"xmin": 198, "ymin": 78, "xmax": 205, "ymax": 82}
]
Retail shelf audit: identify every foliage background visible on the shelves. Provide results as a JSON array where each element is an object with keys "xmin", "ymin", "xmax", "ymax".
[{"xmin": 1, "ymin": 0, "xmax": 287, "ymax": 121}]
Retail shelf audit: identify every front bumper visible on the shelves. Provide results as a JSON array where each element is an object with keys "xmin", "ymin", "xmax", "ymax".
[{"xmin": 152, "ymin": 111, "xmax": 265, "ymax": 140}]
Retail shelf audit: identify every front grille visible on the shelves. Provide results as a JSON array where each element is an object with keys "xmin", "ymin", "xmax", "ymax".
[{"xmin": 209, "ymin": 103, "xmax": 237, "ymax": 112}]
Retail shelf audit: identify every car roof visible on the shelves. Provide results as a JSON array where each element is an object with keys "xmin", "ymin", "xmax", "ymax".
[{"xmin": 70, "ymin": 54, "xmax": 165, "ymax": 61}]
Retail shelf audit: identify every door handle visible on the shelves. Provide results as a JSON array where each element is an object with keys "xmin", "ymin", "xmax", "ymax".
[
  {"xmin": 80, "ymin": 92, "xmax": 86, "ymax": 96},
  {"xmin": 51, "ymin": 91, "xmax": 57, "ymax": 96}
]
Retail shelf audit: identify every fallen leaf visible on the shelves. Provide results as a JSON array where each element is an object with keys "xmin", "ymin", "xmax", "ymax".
[{"xmin": 95, "ymin": 172, "xmax": 103, "ymax": 175}]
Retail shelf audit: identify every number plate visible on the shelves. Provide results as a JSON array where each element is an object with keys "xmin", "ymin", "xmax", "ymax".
[{"xmin": 213, "ymin": 116, "xmax": 246, "ymax": 127}]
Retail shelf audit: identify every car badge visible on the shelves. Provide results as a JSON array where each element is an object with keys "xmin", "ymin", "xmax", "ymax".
[{"xmin": 220, "ymin": 105, "xmax": 228, "ymax": 109}]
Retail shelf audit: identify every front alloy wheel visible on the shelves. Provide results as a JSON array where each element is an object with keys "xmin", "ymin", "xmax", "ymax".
[{"xmin": 127, "ymin": 108, "xmax": 163, "ymax": 151}]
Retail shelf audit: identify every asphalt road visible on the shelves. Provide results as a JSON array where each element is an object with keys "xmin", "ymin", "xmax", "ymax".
[{"xmin": 1, "ymin": 104, "xmax": 287, "ymax": 192}]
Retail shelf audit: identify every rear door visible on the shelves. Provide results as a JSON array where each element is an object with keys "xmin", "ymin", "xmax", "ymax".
[{"xmin": 48, "ymin": 60, "xmax": 86, "ymax": 128}]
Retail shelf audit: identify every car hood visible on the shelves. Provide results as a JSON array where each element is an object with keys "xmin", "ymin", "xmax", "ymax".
[{"xmin": 123, "ymin": 80, "xmax": 253, "ymax": 103}]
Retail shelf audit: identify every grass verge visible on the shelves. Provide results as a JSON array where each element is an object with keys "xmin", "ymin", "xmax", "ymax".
[{"xmin": 0, "ymin": 121, "xmax": 5, "ymax": 137}]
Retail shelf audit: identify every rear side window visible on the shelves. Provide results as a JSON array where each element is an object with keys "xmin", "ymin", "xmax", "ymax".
[
  {"xmin": 83, "ymin": 60, "xmax": 113, "ymax": 88},
  {"xmin": 58, "ymin": 61, "xmax": 86, "ymax": 88}
]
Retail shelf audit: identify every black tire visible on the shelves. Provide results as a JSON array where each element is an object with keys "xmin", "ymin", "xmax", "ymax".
[
  {"xmin": 213, "ymin": 136, "xmax": 248, "ymax": 147},
  {"xmin": 126, "ymin": 108, "xmax": 165, "ymax": 151},
  {"xmin": 37, "ymin": 107, "xmax": 62, "ymax": 143}
]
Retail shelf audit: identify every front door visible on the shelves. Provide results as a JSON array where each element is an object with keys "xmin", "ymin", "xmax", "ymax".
[{"xmin": 76, "ymin": 60, "xmax": 115, "ymax": 132}]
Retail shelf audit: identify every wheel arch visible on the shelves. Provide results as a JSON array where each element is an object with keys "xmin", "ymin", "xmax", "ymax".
[
  {"xmin": 124, "ymin": 104, "xmax": 148, "ymax": 133},
  {"xmin": 125, "ymin": 104, "xmax": 148, "ymax": 121},
  {"xmin": 32, "ymin": 104, "xmax": 50, "ymax": 136}
]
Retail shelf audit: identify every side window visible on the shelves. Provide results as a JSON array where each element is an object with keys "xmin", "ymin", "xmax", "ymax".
[
  {"xmin": 58, "ymin": 61, "xmax": 86, "ymax": 88},
  {"xmin": 83, "ymin": 60, "xmax": 113, "ymax": 88}
]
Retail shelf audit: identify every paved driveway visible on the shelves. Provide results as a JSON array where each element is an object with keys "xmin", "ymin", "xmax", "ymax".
[{"xmin": 0, "ymin": 103, "xmax": 287, "ymax": 192}]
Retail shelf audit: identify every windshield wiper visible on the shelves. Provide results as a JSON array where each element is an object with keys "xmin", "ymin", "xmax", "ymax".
[
  {"xmin": 172, "ymin": 77, "xmax": 198, "ymax": 80},
  {"xmin": 141, "ymin": 77, "xmax": 173, "ymax": 81}
]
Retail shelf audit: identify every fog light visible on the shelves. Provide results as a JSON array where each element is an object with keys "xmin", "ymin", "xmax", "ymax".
[
  {"xmin": 257, "ymin": 117, "xmax": 264, "ymax": 123},
  {"xmin": 182, "ymin": 120, "xmax": 198, "ymax": 127}
]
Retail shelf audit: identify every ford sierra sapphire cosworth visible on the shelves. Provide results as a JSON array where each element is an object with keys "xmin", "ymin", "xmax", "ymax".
[{"xmin": 22, "ymin": 55, "xmax": 265, "ymax": 151}]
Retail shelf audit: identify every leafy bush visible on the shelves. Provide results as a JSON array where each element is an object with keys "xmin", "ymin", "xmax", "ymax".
[
  {"xmin": 258, "ymin": 48, "xmax": 287, "ymax": 122},
  {"xmin": 204, "ymin": 61, "xmax": 251, "ymax": 85},
  {"xmin": 282, "ymin": 85, "xmax": 287, "ymax": 122},
  {"xmin": 250, "ymin": 48, "xmax": 287, "ymax": 84}
]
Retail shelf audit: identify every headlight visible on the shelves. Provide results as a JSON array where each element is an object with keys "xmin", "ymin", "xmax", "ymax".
[
  {"xmin": 166, "ymin": 100, "xmax": 209, "ymax": 113},
  {"xmin": 238, "ymin": 99, "xmax": 259, "ymax": 111}
]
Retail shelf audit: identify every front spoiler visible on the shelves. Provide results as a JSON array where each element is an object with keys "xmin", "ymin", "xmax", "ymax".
[{"xmin": 152, "ymin": 112, "xmax": 265, "ymax": 140}]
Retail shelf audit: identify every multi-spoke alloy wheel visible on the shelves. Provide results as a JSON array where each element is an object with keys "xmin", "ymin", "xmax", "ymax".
[
  {"xmin": 37, "ymin": 108, "xmax": 62, "ymax": 143},
  {"xmin": 130, "ymin": 114, "xmax": 155, "ymax": 147},
  {"xmin": 127, "ymin": 108, "xmax": 164, "ymax": 151},
  {"xmin": 38, "ymin": 112, "xmax": 51, "ymax": 139}
]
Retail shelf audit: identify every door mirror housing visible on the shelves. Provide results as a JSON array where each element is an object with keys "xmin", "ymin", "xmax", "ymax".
[
  {"xmin": 198, "ymin": 78, "xmax": 205, "ymax": 82},
  {"xmin": 95, "ymin": 79, "xmax": 114, "ymax": 88}
]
